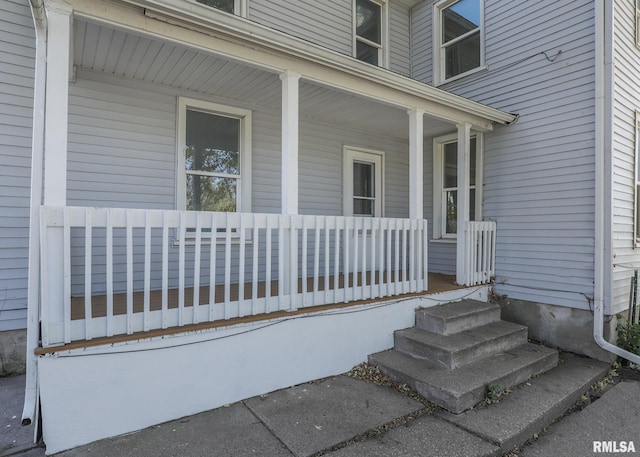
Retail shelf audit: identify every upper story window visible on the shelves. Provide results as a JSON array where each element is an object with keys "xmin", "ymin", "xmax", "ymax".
[
  {"xmin": 195, "ymin": 0, "xmax": 246, "ymax": 16},
  {"xmin": 434, "ymin": 0, "xmax": 484, "ymax": 84},
  {"xmin": 354, "ymin": 0, "xmax": 388, "ymax": 67},
  {"xmin": 177, "ymin": 98, "xmax": 252, "ymax": 214}
]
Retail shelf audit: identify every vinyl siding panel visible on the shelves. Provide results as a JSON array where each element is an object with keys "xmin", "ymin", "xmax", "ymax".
[
  {"xmin": 0, "ymin": 0, "xmax": 34, "ymax": 331},
  {"xmin": 248, "ymin": 0, "xmax": 412, "ymax": 75},
  {"xmin": 412, "ymin": 0, "xmax": 596, "ymax": 310},
  {"xmin": 248, "ymin": 0, "xmax": 353, "ymax": 56},
  {"xmin": 610, "ymin": 1, "xmax": 640, "ymax": 315},
  {"xmin": 389, "ymin": 1, "xmax": 411, "ymax": 76},
  {"xmin": 67, "ymin": 70, "xmax": 413, "ymax": 294}
]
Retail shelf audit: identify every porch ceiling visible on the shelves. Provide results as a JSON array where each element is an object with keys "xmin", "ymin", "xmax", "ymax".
[{"xmin": 74, "ymin": 19, "xmax": 455, "ymax": 140}]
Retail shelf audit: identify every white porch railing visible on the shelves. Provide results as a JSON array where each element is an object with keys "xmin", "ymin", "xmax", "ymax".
[
  {"xmin": 463, "ymin": 221, "xmax": 497, "ymax": 286},
  {"xmin": 40, "ymin": 207, "xmax": 429, "ymax": 346}
]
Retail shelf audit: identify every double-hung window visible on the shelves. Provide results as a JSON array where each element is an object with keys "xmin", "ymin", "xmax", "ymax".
[
  {"xmin": 177, "ymin": 98, "xmax": 251, "ymax": 215},
  {"xmin": 433, "ymin": 134, "xmax": 482, "ymax": 239},
  {"xmin": 194, "ymin": 0, "xmax": 246, "ymax": 16},
  {"xmin": 354, "ymin": 0, "xmax": 388, "ymax": 67},
  {"xmin": 434, "ymin": 0, "xmax": 484, "ymax": 84}
]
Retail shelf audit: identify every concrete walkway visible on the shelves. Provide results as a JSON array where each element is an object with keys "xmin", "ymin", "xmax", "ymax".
[{"xmin": 1, "ymin": 356, "xmax": 638, "ymax": 457}]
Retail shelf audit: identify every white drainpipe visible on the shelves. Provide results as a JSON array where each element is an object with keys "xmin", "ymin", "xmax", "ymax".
[
  {"xmin": 594, "ymin": 0, "xmax": 640, "ymax": 365},
  {"xmin": 22, "ymin": 0, "xmax": 47, "ymax": 430}
]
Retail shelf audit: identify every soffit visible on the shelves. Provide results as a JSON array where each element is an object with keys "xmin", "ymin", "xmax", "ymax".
[{"xmin": 74, "ymin": 20, "xmax": 454, "ymax": 140}]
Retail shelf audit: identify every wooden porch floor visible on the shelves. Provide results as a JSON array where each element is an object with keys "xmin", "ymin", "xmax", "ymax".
[{"xmin": 70, "ymin": 272, "xmax": 463, "ymax": 320}]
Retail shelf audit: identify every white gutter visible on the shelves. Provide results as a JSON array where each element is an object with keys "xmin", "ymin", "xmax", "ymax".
[
  {"xmin": 594, "ymin": 0, "xmax": 640, "ymax": 364},
  {"xmin": 123, "ymin": 0, "xmax": 516, "ymax": 126},
  {"xmin": 23, "ymin": 0, "xmax": 47, "ymax": 430}
]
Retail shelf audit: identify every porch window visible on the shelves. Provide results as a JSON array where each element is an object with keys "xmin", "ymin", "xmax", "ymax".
[
  {"xmin": 354, "ymin": 0, "xmax": 388, "ymax": 67},
  {"xmin": 433, "ymin": 134, "xmax": 482, "ymax": 239},
  {"xmin": 178, "ymin": 98, "xmax": 251, "ymax": 214},
  {"xmin": 434, "ymin": 0, "xmax": 484, "ymax": 84},
  {"xmin": 194, "ymin": 0, "xmax": 246, "ymax": 16},
  {"xmin": 343, "ymin": 147, "xmax": 384, "ymax": 217}
]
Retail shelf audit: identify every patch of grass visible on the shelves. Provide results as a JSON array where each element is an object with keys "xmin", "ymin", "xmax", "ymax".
[{"xmin": 617, "ymin": 319, "xmax": 640, "ymax": 357}]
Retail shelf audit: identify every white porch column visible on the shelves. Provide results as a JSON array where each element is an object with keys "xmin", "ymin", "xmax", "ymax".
[
  {"xmin": 280, "ymin": 71, "xmax": 300, "ymax": 304},
  {"xmin": 42, "ymin": 1, "xmax": 72, "ymax": 345},
  {"xmin": 280, "ymin": 70, "xmax": 300, "ymax": 215},
  {"xmin": 408, "ymin": 108, "xmax": 424, "ymax": 220},
  {"xmin": 456, "ymin": 123, "xmax": 472, "ymax": 286}
]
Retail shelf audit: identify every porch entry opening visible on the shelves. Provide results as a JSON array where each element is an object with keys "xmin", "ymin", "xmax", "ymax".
[{"xmin": 344, "ymin": 147, "xmax": 383, "ymax": 271}]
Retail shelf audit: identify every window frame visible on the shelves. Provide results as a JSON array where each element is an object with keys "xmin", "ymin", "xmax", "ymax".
[
  {"xmin": 176, "ymin": 97, "xmax": 252, "ymax": 217},
  {"xmin": 343, "ymin": 146, "xmax": 385, "ymax": 217},
  {"xmin": 432, "ymin": 132, "xmax": 483, "ymax": 240},
  {"xmin": 433, "ymin": 0, "xmax": 486, "ymax": 85},
  {"xmin": 192, "ymin": 0, "xmax": 247, "ymax": 17},
  {"xmin": 353, "ymin": 0, "xmax": 389, "ymax": 68}
]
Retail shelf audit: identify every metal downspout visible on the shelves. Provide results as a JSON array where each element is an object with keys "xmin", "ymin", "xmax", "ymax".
[
  {"xmin": 23, "ymin": 0, "xmax": 47, "ymax": 430},
  {"xmin": 594, "ymin": 0, "xmax": 640, "ymax": 365}
]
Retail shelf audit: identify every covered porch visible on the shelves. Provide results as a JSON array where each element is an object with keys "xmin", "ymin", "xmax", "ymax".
[{"xmin": 33, "ymin": 0, "xmax": 511, "ymax": 347}]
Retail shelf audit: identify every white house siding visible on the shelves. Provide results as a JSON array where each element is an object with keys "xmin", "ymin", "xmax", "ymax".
[
  {"xmin": 248, "ymin": 0, "xmax": 411, "ymax": 76},
  {"xmin": 412, "ymin": 0, "xmax": 597, "ymax": 310},
  {"xmin": 0, "ymin": 0, "xmax": 34, "ymax": 332},
  {"xmin": 610, "ymin": 1, "xmax": 640, "ymax": 315},
  {"xmin": 66, "ymin": 69, "xmax": 412, "ymax": 295}
]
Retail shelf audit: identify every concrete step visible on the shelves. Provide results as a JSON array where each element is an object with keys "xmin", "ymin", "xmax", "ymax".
[
  {"xmin": 394, "ymin": 320, "xmax": 528, "ymax": 369},
  {"xmin": 369, "ymin": 342, "xmax": 558, "ymax": 414},
  {"xmin": 436, "ymin": 353, "xmax": 610, "ymax": 455},
  {"xmin": 416, "ymin": 300, "xmax": 501, "ymax": 335}
]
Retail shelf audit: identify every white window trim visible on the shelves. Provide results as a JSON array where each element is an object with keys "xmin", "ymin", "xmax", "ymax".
[
  {"xmin": 190, "ymin": 0, "xmax": 247, "ymax": 17},
  {"xmin": 176, "ymin": 97, "xmax": 252, "ymax": 216},
  {"xmin": 432, "ymin": 0, "xmax": 485, "ymax": 86},
  {"xmin": 353, "ymin": 0, "xmax": 389, "ymax": 68},
  {"xmin": 432, "ymin": 132, "xmax": 483, "ymax": 239},
  {"xmin": 343, "ymin": 146, "xmax": 385, "ymax": 217}
]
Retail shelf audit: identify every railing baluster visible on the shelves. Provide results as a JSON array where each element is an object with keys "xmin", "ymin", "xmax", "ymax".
[
  {"xmin": 106, "ymin": 209, "xmax": 114, "ymax": 337},
  {"xmin": 278, "ymin": 218, "xmax": 284, "ymax": 310},
  {"xmin": 224, "ymin": 212, "xmax": 232, "ymax": 319},
  {"xmin": 63, "ymin": 208, "xmax": 71, "ymax": 343},
  {"xmin": 361, "ymin": 218, "xmax": 366, "ymax": 300},
  {"xmin": 344, "ymin": 217, "xmax": 350, "ymax": 303},
  {"xmin": 423, "ymin": 219, "xmax": 429, "ymax": 290},
  {"xmin": 301, "ymin": 216, "xmax": 308, "ymax": 307},
  {"xmin": 208, "ymin": 212, "xmax": 217, "ymax": 322},
  {"xmin": 193, "ymin": 212, "xmax": 202, "ymax": 324},
  {"xmin": 386, "ymin": 218, "xmax": 392, "ymax": 297},
  {"xmin": 334, "ymin": 216, "xmax": 340, "ymax": 304},
  {"xmin": 324, "ymin": 219, "xmax": 330, "ymax": 302},
  {"xmin": 370, "ymin": 217, "xmax": 377, "ymax": 299},
  {"xmin": 126, "ymin": 211, "xmax": 133, "ymax": 334},
  {"xmin": 394, "ymin": 219, "xmax": 400, "ymax": 295},
  {"xmin": 84, "ymin": 208, "xmax": 92, "ymax": 340},
  {"xmin": 289, "ymin": 214, "xmax": 297, "ymax": 310},
  {"xmin": 178, "ymin": 211, "xmax": 186, "ymax": 326},
  {"xmin": 410, "ymin": 219, "xmax": 416, "ymax": 293},
  {"xmin": 314, "ymin": 217, "xmax": 320, "ymax": 306},
  {"xmin": 162, "ymin": 211, "xmax": 169, "ymax": 329},
  {"xmin": 265, "ymin": 215, "xmax": 272, "ymax": 313},
  {"xmin": 238, "ymin": 213, "xmax": 246, "ymax": 317},
  {"xmin": 143, "ymin": 211, "xmax": 152, "ymax": 331},
  {"xmin": 252, "ymin": 214, "xmax": 259, "ymax": 315}
]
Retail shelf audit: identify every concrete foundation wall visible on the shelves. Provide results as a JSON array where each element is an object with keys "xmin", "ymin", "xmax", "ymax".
[
  {"xmin": 499, "ymin": 298, "xmax": 617, "ymax": 363},
  {"xmin": 38, "ymin": 287, "xmax": 488, "ymax": 454},
  {"xmin": 0, "ymin": 329, "xmax": 27, "ymax": 376}
]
